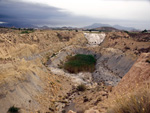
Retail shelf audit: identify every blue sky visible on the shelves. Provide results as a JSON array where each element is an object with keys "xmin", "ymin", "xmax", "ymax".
[{"xmin": 0, "ymin": 0, "xmax": 150, "ymax": 29}]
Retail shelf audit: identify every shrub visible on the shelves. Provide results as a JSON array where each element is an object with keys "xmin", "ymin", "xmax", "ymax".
[
  {"xmin": 8, "ymin": 106, "xmax": 20, "ymax": 113},
  {"xmin": 21, "ymin": 30, "xmax": 30, "ymax": 34},
  {"xmin": 20, "ymin": 29, "xmax": 34, "ymax": 34},
  {"xmin": 124, "ymin": 31, "xmax": 129, "ymax": 33},
  {"xmin": 146, "ymin": 59, "xmax": 150, "ymax": 63},
  {"xmin": 77, "ymin": 84, "xmax": 86, "ymax": 91},
  {"xmin": 63, "ymin": 54, "xmax": 96, "ymax": 73},
  {"xmin": 107, "ymin": 90, "xmax": 150, "ymax": 113},
  {"xmin": 51, "ymin": 53, "xmax": 56, "ymax": 58},
  {"xmin": 146, "ymin": 57, "xmax": 150, "ymax": 63},
  {"xmin": 142, "ymin": 29, "xmax": 148, "ymax": 33}
]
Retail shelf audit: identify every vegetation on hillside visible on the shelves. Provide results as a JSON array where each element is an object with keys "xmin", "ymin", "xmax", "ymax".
[
  {"xmin": 20, "ymin": 29, "xmax": 34, "ymax": 34},
  {"xmin": 108, "ymin": 89, "xmax": 150, "ymax": 113},
  {"xmin": 77, "ymin": 84, "xmax": 87, "ymax": 92},
  {"xmin": 63, "ymin": 54, "xmax": 96, "ymax": 73}
]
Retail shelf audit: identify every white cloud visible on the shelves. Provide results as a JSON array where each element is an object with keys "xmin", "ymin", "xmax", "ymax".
[
  {"xmin": 0, "ymin": 21, "xmax": 6, "ymax": 24},
  {"xmin": 19, "ymin": 0, "xmax": 150, "ymax": 21},
  {"xmin": 1, "ymin": 0, "xmax": 150, "ymax": 29}
]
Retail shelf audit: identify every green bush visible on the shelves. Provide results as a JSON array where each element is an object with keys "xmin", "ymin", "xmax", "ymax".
[
  {"xmin": 124, "ymin": 31, "xmax": 129, "ymax": 33},
  {"xmin": 77, "ymin": 84, "xmax": 86, "ymax": 91},
  {"xmin": 63, "ymin": 54, "xmax": 96, "ymax": 73},
  {"xmin": 20, "ymin": 29, "xmax": 34, "ymax": 34},
  {"xmin": 21, "ymin": 30, "xmax": 30, "ymax": 34},
  {"xmin": 8, "ymin": 106, "xmax": 20, "ymax": 113}
]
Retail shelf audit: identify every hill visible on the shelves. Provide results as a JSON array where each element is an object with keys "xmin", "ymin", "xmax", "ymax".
[
  {"xmin": 84, "ymin": 23, "xmax": 137, "ymax": 31},
  {"xmin": 94, "ymin": 27, "xmax": 119, "ymax": 31},
  {"xmin": 84, "ymin": 23, "xmax": 111, "ymax": 29}
]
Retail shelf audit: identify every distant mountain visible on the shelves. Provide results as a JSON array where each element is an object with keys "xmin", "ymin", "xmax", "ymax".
[
  {"xmin": 94, "ymin": 27, "xmax": 119, "ymax": 31},
  {"xmin": 39, "ymin": 26, "xmax": 52, "ymax": 29},
  {"xmin": 113, "ymin": 25, "xmax": 137, "ymax": 31},
  {"xmin": 84, "ymin": 23, "xmax": 111, "ymax": 29},
  {"xmin": 0, "ymin": 22, "xmax": 138, "ymax": 31},
  {"xmin": 0, "ymin": 23, "xmax": 81, "ymax": 30},
  {"xmin": 84, "ymin": 23, "xmax": 137, "ymax": 31}
]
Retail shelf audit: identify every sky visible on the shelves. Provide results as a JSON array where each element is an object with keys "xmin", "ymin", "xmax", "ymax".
[{"xmin": 0, "ymin": 0, "xmax": 150, "ymax": 29}]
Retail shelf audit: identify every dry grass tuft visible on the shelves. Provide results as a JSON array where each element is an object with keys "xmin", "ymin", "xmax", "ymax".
[{"xmin": 107, "ymin": 88, "xmax": 150, "ymax": 113}]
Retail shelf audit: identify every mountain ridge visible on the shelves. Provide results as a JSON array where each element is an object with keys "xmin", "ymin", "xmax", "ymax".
[
  {"xmin": 0, "ymin": 22, "xmax": 138, "ymax": 31},
  {"xmin": 84, "ymin": 23, "xmax": 138, "ymax": 31}
]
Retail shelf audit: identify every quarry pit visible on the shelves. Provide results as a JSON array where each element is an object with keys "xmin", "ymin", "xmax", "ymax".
[{"xmin": 0, "ymin": 29, "xmax": 150, "ymax": 113}]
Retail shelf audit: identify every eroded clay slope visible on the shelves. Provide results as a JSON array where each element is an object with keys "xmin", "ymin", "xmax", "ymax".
[
  {"xmin": 0, "ymin": 30, "xmax": 87, "ymax": 113},
  {"xmin": 93, "ymin": 48, "xmax": 134, "ymax": 86},
  {"xmin": 113, "ymin": 53, "xmax": 150, "ymax": 94}
]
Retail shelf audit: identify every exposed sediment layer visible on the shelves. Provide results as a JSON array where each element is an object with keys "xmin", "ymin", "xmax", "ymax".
[
  {"xmin": 93, "ymin": 48, "xmax": 135, "ymax": 86},
  {"xmin": 113, "ymin": 53, "xmax": 150, "ymax": 94}
]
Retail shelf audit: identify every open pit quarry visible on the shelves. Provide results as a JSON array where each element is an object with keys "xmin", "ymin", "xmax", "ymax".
[{"xmin": 0, "ymin": 28, "xmax": 150, "ymax": 113}]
